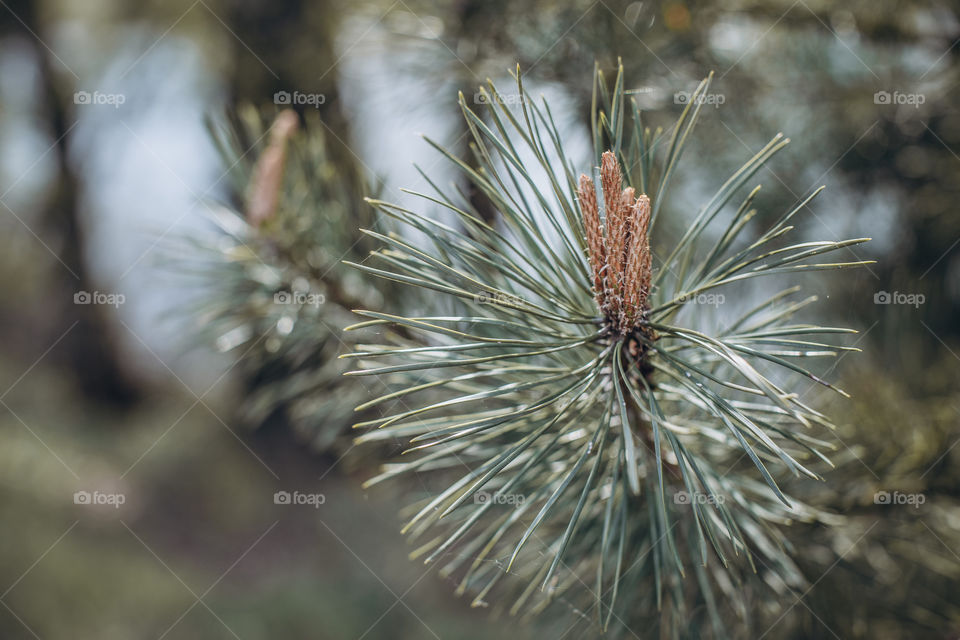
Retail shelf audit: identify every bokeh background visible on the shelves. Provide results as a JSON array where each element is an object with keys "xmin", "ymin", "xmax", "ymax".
[{"xmin": 1, "ymin": 0, "xmax": 958, "ymax": 638}]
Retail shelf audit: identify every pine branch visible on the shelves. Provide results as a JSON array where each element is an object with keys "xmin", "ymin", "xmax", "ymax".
[
  {"xmin": 175, "ymin": 106, "xmax": 394, "ymax": 449},
  {"xmin": 345, "ymin": 61, "xmax": 872, "ymax": 636}
]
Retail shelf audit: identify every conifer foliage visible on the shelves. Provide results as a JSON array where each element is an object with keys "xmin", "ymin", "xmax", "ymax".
[
  {"xmin": 343, "ymin": 63, "xmax": 871, "ymax": 634},
  {"xmin": 185, "ymin": 62, "xmax": 873, "ymax": 637},
  {"xmin": 182, "ymin": 107, "xmax": 388, "ymax": 449}
]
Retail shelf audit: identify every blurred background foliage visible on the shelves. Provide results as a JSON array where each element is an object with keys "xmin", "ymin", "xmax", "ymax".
[{"xmin": 0, "ymin": 0, "xmax": 957, "ymax": 638}]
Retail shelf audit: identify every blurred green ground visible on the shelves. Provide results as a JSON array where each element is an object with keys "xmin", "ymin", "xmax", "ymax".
[{"xmin": 0, "ymin": 359, "xmax": 540, "ymax": 639}]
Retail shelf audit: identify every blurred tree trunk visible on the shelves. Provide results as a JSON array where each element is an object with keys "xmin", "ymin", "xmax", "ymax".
[
  {"xmin": 220, "ymin": 0, "xmax": 365, "ymax": 210},
  {"xmin": 2, "ymin": 0, "xmax": 140, "ymax": 407},
  {"xmin": 451, "ymin": 0, "xmax": 499, "ymax": 225}
]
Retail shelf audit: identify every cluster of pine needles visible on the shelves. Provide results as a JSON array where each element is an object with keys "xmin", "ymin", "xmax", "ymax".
[{"xmin": 185, "ymin": 63, "xmax": 892, "ymax": 638}]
